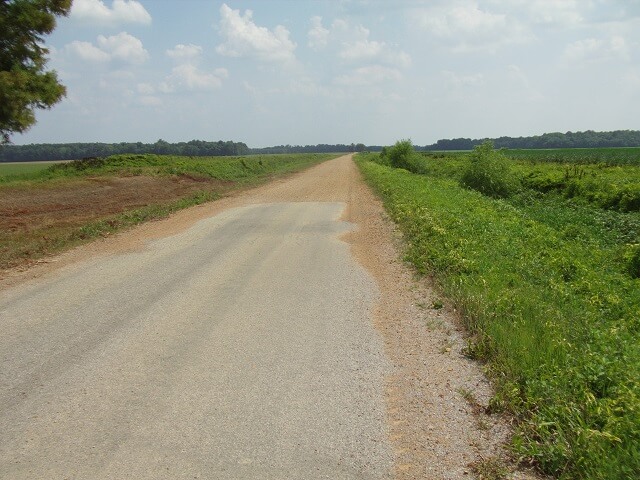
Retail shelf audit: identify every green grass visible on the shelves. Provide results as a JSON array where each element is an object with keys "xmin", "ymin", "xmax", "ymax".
[
  {"xmin": 1, "ymin": 153, "xmax": 336, "ymax": 185},
  {"xmin": 356, "ymin": 152, "xmax": 640, "ymax": 479},
  {"xmin": 0, "ymin": 161, "xmax": 59, "ymax": 180}
]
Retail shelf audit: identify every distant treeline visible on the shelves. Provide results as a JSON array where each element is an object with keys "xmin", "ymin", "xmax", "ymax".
[
  {"xmin": 251, "ymin": 143, "xmax": 365, "ymax": 154},
  {"xmin": 422, "ymin": 130, "xmax": 640, "ymax": 151},
  {"xmin": 2, "ymin": 130, "xmax": 640, "ymax": 162},
  {"xmin": 0, "ymin": 140, "xmax": 366, "ymax": 162},
  {"xmin": 0, "ymin": 139, "xmax": 250, "ymax": 162}
]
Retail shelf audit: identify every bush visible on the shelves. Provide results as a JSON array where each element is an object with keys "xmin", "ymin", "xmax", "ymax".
[
  {"xmin": 385, "ymin": 139, "xmax": 430, "ymax": 174},
  {"xmin": 460, "ymin": 141, "xmax": 519, "ymax": 198},
  {"xmin": 388, "ymin": 139, "xmax": 415, "ymax": 170},
  {"xmin": 376, "ymin": 146, "xmax": 391, "ymax": 166}
]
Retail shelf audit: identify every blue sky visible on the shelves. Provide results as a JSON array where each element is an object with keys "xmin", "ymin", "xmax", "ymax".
[{"xmin": 15, "ymin": 0, "xmax": 640, "ymax": 147}]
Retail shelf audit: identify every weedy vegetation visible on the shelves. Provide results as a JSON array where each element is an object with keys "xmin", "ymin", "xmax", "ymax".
[{"xmin": 356, "ymin": 143, "xmax": 640, "ymax": 479}]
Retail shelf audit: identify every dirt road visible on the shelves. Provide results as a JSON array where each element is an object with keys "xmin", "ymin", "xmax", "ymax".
[{"xmin": 0, "ymin": 155, "xmax": 526, "ymax": 479}]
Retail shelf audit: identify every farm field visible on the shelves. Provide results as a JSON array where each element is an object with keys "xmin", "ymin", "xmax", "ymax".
[
  {"xmin": 0, "ymin": 153, "xmax": 337, "ymax": 272},
  {"xmin": 357, "ymin": 145, "xmax": 640, "ymax": 479},
  {"xmin": 0, "ymin": 161, "xmax": 62, "ymax": 179},
  {"xmin": 503, "ymin": 147, "xmax": 640, "ymax": 165}
]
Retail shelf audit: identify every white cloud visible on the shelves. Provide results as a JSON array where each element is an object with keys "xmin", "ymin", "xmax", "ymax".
[
  {"xmin": 415, "ymin": 1, "xmax": 532, "ymax": 53},
  {"xmin": 290, "ymin": 78, "xmax": 332, "ymax": 97},
  {"xmin": 308, "ymin": 16, "xmax": 330, "ymax": 50},
  {"xmin": 488, "ymin": 0, "xmax": 585, "ymax": 27},
  {"xmin": 71, "ymin": 0, "xmax": 151, "ymax": 25},
  {"xmin": 137, "ymin": 95, "xmax": 163, "ymax": 107},
  {"xmin": 166, "ymin": 44, "xmax": 203, "ymax": 61},
  {"xmin": 521, "ymin": 0, "xmax": 584, "ymax": 26},
  {"xmin": 311, "ymin": 18, "xmax": 411, "ymax": 68},
  {"xmin": 65, "ymin": 40, "xmax": 111, "ymax": 62},
  {"xmin": 159, "ymin": 64, "xmax": 227, "ymax": 93},
  {"xmin": 137, "ymin": 83, "xmax": 155, "ymax": 95},
  {"xmin": 216, "ymin": 3, "xmax": 296, "ymax": 63},
  {"xmin": 334, "ymin": 65, "xmax": 402, "ymax": 87},
  {"xmin": 340, "ymin": 35, "xmax": 412, "ymax": 68},
  {"xmin": 97, "ymin": 32, "xmax": 149, "ymax": 64},
  {"xmin": 563, "ymin": 35, "xmax": 630, "ymax": 63},
  {"xmin": 65, "ymin": 32, "xmax": 148, "ymax": 64},
  {"xmin": 442, "ymin": 70, "xmax": 485, "ymax": 87},
  {"xmin": 213, "ymin": 68, "xmax": 229, "ymax": 79}
]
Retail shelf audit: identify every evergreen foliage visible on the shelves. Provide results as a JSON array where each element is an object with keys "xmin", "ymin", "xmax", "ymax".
[{"xmin": 0, "ymin": 0, "xmax": 71, "ymax": 143}]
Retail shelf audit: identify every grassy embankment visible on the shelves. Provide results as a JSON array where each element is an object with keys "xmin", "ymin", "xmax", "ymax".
[
  {"xmin": 0, "ymin": 153, "xmax": 336, "ymax": 270},
  {"xmin": 357, "ymin": 145, "xmax": 639, "ymax": 479}
]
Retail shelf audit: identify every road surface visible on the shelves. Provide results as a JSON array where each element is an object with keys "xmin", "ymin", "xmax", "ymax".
[{"xmin": 0, "ymin": 156, "xmax": 393, "ymax": 479}]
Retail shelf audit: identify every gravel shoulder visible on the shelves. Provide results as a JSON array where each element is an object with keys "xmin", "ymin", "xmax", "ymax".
[{"xmin": 1, "ymin": 155, "xmax": 539, "ymax": 479}]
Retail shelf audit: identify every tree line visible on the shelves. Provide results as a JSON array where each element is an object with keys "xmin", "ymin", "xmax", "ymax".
[
  {"xmin": 0, "ymin": 141, "xmax": 369, "ymax": 162},
  {"xmin": 251, "ymin": 143, "xmax": 366, "ymax": 154},
  {"xmin": 0, "ymin": 139, "xmax": 250, "ymax": 162},
  {"xmin": 423, "ymin": 130, "xmax": 640, "ymax": 151}
]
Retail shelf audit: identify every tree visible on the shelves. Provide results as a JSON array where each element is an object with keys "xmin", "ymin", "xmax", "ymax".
[{"xmin": 0, "ymin": 0, "xmax": 71, "ymax": 144}]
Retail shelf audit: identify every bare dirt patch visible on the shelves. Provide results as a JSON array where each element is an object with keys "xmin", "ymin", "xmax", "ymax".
[
  {"xmin": 1, "ymin": 175, "xmax": 228, "ymax": 231},
  {"xmin": 0, "ymin": 175, "xmax": 231, "ymax": 270}
]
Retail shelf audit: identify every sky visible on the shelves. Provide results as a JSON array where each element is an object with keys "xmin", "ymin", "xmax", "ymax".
[{"xmin": 14, "ymin": 0, "xmax": 640, "ymax": 147}]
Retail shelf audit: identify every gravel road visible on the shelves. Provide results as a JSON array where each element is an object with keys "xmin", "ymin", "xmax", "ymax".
[
  {"xmin": 0, "ymin": 183, "xmax": 392, "ymax": 477},
  {"xmin": 0, "ymin": 155, "xmax": 537, "ymax": 479}
]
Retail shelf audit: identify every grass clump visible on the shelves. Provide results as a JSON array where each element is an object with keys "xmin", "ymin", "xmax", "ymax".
[
  {"xmin": 356, "ymin": 153, "xmax": 640, "ymax": 479},
  {"xmin": 470, "ymin": 457, "xmax": 510, "ymax": 480}
]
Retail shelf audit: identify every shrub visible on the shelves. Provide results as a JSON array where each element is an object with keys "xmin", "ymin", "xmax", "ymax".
[
  {"xmin": 460, "ymin": 141, "xmax": 519, "ymax": 198},
  {"xmin": 388, "ymin": 139, "xmax": 416, "ymax": 170},
  {"xmin": 376, "ymin": 146, "xmax": 391, "ymax": 166},
  {"xmin": 384, "ymin": 139, "xmax": 430, "ymax": 174}
]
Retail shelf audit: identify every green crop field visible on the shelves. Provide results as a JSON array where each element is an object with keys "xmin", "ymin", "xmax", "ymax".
[
  {"xmin": 503, "ymin": 147, "xmax": 640, "ymax": 165},
  {"xmin": 0, "ymin": 161, "xmax": 60, "ymax": 180},
  {"xmin": 357, "ymin": 144, "xmax": 640, "ymax": 479}
]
